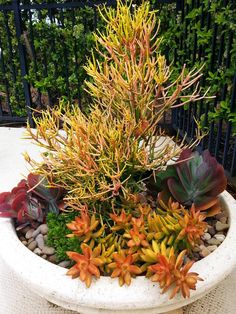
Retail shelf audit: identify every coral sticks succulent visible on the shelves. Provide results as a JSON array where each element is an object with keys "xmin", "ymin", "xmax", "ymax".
[{"xmin": 24, "ymin": 0, "xmax": 207, "ymax": 209}]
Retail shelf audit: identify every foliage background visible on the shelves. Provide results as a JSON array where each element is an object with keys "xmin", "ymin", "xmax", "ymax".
[{"xmin": 0, "ymin": 0, "xmax": 235, "ymax": 132}]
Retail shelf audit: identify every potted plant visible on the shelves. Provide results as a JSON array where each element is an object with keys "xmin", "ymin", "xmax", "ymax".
[{"xmin": 0, "ymin": 1, "xmax": 236, "ymax": 313}]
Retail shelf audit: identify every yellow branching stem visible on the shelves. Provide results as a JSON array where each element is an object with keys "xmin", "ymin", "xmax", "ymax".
[
  {"xmin": 24, "ymin": 0, "xmax": 206, "ymax": 209},
  {"xmin": 84, "ymin": 0, "xmax": 207, "ymax": 135},
  {"xmin": 25, "ymin": 103, "xmax": 188, "ymax": 208}
]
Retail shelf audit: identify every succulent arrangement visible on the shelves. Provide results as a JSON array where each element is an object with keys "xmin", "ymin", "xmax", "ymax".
[{"xmin": 0, "ymin": 1, "xmax": 227, "ymax": 300}]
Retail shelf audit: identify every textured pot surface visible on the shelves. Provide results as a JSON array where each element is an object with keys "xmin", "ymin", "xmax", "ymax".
[{"xmin": 0, "ymin": 192, "xmax": 235, "ymax": 314}]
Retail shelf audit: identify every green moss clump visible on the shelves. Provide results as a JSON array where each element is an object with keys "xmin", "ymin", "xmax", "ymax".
[{"xmin": 46, "ymin": 212, "xmax": 82, "ymax": 262}]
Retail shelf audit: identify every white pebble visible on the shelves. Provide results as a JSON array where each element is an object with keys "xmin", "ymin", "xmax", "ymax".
[
  {"xmin": 42, "ymin": 246, "xmax": 55, "ymax": 255},
  {"xmin": 219, "ymin": 217, "xmax": 227, "ymax": 224},
  {"xmin": 207, "ymin": 245, "xmax": 218, "ymax": 252},
  {"xmin": 32, "ymin": 227, "xmax": 41, "ymax": 238},
  {"xmin": 48, "ymin": 254, "xmax": 57, "ymax": 263},
  {"xmin": 214, "ymin": 234, "xmax": 225, "ymax": 242},
  {"xmin": 207, "ymin": 238, "xmax": 221, "ymax": 245},
  {"xmin": 35, "ymin": 234, "xmax": 45, "ymax": 250},
  {"xmin": 215, "ymin": 221, "xmax": 229, "ymax": 232},
  {"xmin": 40, "ymin": 224, "xmax": 48, "ymax": 235},
  {"xmin": 27, "ymin": 240, "xmax": 37, "ymax": 251},
  {"xmin": 58, "ymin": 261, "xmax": 70, "ymax": 268},
  {"xmin": 199, "ymin": 246, "xmax": 211, "ymax": 257},
  {"xmin": 27, "ymin": 238, "xmax": 34, "ymax": 244},
  {"xmin": 201, "ymin": 233, "xmax": 211, "ymax": 241},
  {"xmin": 25, "ymin": 229, "xmax": 35, "ymax": 239},
  {"xmin": 33, "ymin": 248, "xmax": 42, "ymax": 255}
]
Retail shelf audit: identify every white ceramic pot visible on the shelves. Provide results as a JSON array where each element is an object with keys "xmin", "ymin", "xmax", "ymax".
[{"xmin": 0, "ymin": 192, "xmax": 235, "ymax": 314}]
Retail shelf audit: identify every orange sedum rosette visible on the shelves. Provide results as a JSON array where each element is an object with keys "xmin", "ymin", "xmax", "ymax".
[
  {"xmin": 149, "ymin": 250, "xmax": 203, "ymax": 299},
  {"xmin": 108, "ymin": 251, "xmax": 142, "ymax": 286},
  {"xmin": 66, "ymin": 243, "xmax": 104, "ymax": 287}
]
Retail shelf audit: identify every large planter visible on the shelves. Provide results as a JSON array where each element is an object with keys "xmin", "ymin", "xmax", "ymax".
[{"xmin": 0, "ymin": 191, "xmax": 235, "ymax": 314}]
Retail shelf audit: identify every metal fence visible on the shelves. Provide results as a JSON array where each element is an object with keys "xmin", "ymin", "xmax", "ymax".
[
  {"xmin": 171, "ymin": 0, "xmax": 236, "ymax": 179},
  {"xmin": 0, "ymin": 0, "xmax": 178, "ymax": 125},
  {"xmin": 0, "ymin": 0, "xmax": 119, "ymax": 126},
  {"xmin": 0, "ymin": 0, "xmax": 235, "ymax": 180}
]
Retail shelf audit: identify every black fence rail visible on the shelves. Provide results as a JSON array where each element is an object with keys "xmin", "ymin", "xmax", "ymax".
[
  {"xmin": 0, "ymin": 0, "xmax": 178, "ymax": 126},
  {"xmin": 0, "ymin": 0, "xmax": 118, "ymax": 126},
  {"xmin": 0, "ymin": 0, "xmax": 235, "ymax": 181},
  {"xmin": 171, "ymin": 0, "xmax": 236, "ymax": 179}
]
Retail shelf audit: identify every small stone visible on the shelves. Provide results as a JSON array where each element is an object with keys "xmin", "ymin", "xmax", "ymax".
[
  {"xmin": 215, "ymin": 213, "xmax": 225, "ymax": 220},
  {"xmin": 208, "ymin": 226, "xmax": 216, "ymax": 236},
  {"xmin": 43, "ymin": 235, "xmax": 48, "ymax": 242},
  {"xmin": 58, "ymin": 261, "xmax": 70, "ymax": 268},
  {"xmin": 22, "ymin": 241, "xmax": 28, "ymax": 246},
  {"xmin": 193, "ymin": 252, "xmax": 200, "ymax": 261},
  {"xmin": 219, "ymin": 217, "xmax": 227, "ymax": 224},
  {"xmin": 27, "ymin": 240, "xmax": 37, "ymax": 251},
  {"xmin": 25, "ymin": 229, "xmax": 35, "ymax": 239},
  {"xmin": 19, "ymin": 236, "xmax": 26, "ymax": 241},
  {"xmin": 40, "ymin": 224, "xmax": 48, "ymax": 235},
  {"xmin": 192, "ymin": 246, "xmax": 201, "ymax": 253},
  {"xmin": 199, "ymin": 246, "xmax": 211, "ymax": 257},
  {"xmin": 215, "ymin": 221, "xmax": 229, "ymax": 232},
  {"xmin": 33, "ymin": 248, "xmax": 42, "ymax": 255},
  {"xmin": 35, "ymin": 234, "xmax": 45, "ymax": 250},
  {"xmin": 199, "ymin": 239, "xmax": 204, "ymax": 245},
  {"xmin": 42, "ymin": 254, "xmax": 47, "ymax": 259},
  {"xmin": 42, "ymin": 246, "xmax": 55, "ymax": 255},
  {"xmin": 214, "ymin": 234, "xmax": 225, "ymax": 242},
  {"xmin": 207, "ymin": 219, "xmax": 217, "ymax": 226},
  {"xmin": 20, "ymin": 226, "xmax": 31, "ymax": 235},
  {"xmin": 201, "ymin": 233, "xmax": 211, "ymax": 241},
  {"xmin": 48, "ymin": 254, "xmax": 57, "ymax": 263},
  {"xmin": 27, "ymin": 238, "xmax": 34, "ymax": 244},
  {"xmin": 32, "ymin": 227, "xmax": 41, "ymax": 238},
  {"xmin": 207, "ymin": 238, "xmax": 221, "ymax": 245},
  {"xmin": 207, "ymin": 245, "xmax": 218, "ymax": 252}
]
